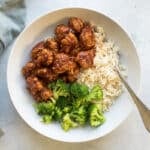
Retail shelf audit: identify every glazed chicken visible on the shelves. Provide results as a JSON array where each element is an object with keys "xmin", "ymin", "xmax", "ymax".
[
  {"xmin": 67, "ymin": 60, "xmax": 79, "ymax": 82},
  {"xmin": 55, "ymin": 24, "xmax": 71, "ymax": 41},
  {"xmin": 22, "ymin": 17, "xmax": 96, "ymax": 102},
  {"xmin": 44, "ymin": 38, "xmax": 58, "ymax": 52},
  {"xmin": 52, "ymin": 53, "xmax": 70, "ymax": 74},
  {"xmin": 22, "ymin": 61, "xmax": 36, "ymax": 78},
  {"xmin": 26, "ymin": 76, "xmax": 53, "ymax": 102},
  {"xmin": 31, "ymin": 48, "xmax": 53, "ymax": 67},
  {"xmin": 68, "ymin": 17, "xmax": 84, "ymax": 33},
  {"xmin": 32, "ymin": 41, "xmax": 45, "ymax": 52},
  {"xmin": 60, "ymin": 32, "xmax": 79, "ymax": 53},
  {"xmin": 80, "ymin": 26, "xmax": 95, "ymax": 49},
  {"xmin": 76, "ymin": 49, "xmax": 95, "ymax": 69},
  {"xmin": 35, "ymin": 68, "xmax": 58, "ymax": 83}
]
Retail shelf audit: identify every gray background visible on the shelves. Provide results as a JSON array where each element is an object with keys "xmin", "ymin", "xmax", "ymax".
[{"xmin": 0, "ymin": 0, "xmax": 150, "ymax": 149}]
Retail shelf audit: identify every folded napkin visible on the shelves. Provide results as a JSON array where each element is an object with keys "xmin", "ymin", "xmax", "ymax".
[
  {"xmin": 0, "ymin": 0, "xmax": 26, "ymax": 137},
  {"xmin": 0, "ymin": 0, "xmax": 26, "ymax": 55},
  {"xmin": 0, "ymin": 129, "xmax": 4, "ymax": 137}
]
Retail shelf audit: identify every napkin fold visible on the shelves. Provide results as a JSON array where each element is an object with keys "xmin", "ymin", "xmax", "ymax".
[
  {"xmin": 0, "ymin": 0, "xmax": 26, "ymax": 55},
  {"xmin": 0, "ymin": 129, "xmax": 4, "ymax": 137},
  {"xmin": 0, "ymin": 0, "xmax": 26, "ymax": 137}
]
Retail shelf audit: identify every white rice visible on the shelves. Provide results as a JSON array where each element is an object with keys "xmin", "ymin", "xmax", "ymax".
[{"xmin": 77, "ymin": 26, "xmax": 125, "ymax": 111}]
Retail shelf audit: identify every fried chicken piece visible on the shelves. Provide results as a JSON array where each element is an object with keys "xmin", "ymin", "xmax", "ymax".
[
  {"xmin": 31, "ymin": 48, "xmax": 53, "ymax": 67},
  {"xmin": 57, "ymin": 59, "xmax": 79, "ymax": 82},
  {"xmin": 52, "ymin": 53, "xmax": 70, "ymax": 74},
  {"xmin": 67, "ymin": 60, "xmax": 78, "ymax": 75},
  {"xmin": 80, "ymin": 26, "xmax": 95, "ymax": 49},
  {"xmin": 35, "ymin": 68, "xmax": 57, "ymax": 83},
  {"xmin": 68, "ymin": 17, "xmax": 84, "ymax": 33},
  {"xmin": 67, "ymin": 60, "xmax": 79, "ymax": 82},
  {"xmin": 32, "ymin": 41, "xmax": 45, "ymax": 52},
  {"xmin": 44, "ymin": 38, "xmax": 58, "ymax": 52},
  {"xmin": 40, "ymin": 88, "xmax": 52, "ymax": 101},
  {"xmin": 26, "ymin": 76, "xmax": 52, "ymax": 102},
  {"xmin": 22, "ymin": 61, "xmax": 36, "ymax": 78},
  {"xmin": 55, "ymin": 24, "xmax": 71, "ymax": 41},
  {"xmin": 67, "ymin": 71, "xmax": 79, "ymax": 82},
  {"xmin": 70, "ymin": 47, "xmax": 81, "ymax": 56},
  {"xmin": 60, "ymin": 32, "xmax": 79, "ymax": 53},
  {"xmin": 76, "ymin": 49, "xmax": 95, "ymax": 69},
  {"xmin": 69, "ymin": 56, "xmax": 76, "ymax": 62}
]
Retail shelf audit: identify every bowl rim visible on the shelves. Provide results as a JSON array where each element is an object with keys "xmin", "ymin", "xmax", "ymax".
[{"xmin": 7, "ymin": 7, "xmax": 141, "ymax": 143}]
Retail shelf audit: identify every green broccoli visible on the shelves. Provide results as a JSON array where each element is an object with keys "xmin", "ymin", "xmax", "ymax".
[
  {"xmin": 61, "ymin": 113, "xmax": 78, "ymax": 131},
  {"xmin": 48, "ymin": 79, "xmax": 70, "ymax": 100},
  {"xmin": 53, "ymin": 107, "xmax": 63, "ymax": 121},
  {"xmin": 54, "ymin": 97, "xmax": 72, "ymax": 121},
  {"xmin": 48, "ymin": 81, "xmax": 56, "ymax": 89},
  {"xmin": 62, "ymin": 106, "xmax": 72, "ymax": 113},
  {"xmin": 72, "ymin": 97, "xmax": 86, "ymax": 108},
  {"xmin": 56, "ymin": 96, "xmax": 71, "ymax": 109},
  {"xmin": 88, "ymin": 103, "xmax": 105, "ymax": 127},
  {"xmin": 70, "ymin": 82, "xmax": 89, "ymax": 98},
  {"xmin": 86, "ymin": 85, "xmax": 103, "ymax": 102},
  {"xmin": 42, "ymin": 115, "xmax": 53, "ymax": 124},
  {"xmin": 34, "ymin": 80, "xmax": 106, "ymax": 131},
  {"xmin": 71, "ymin": 105, "xmax": 88, "ymax": 125},
  {"xmin": 35, "ymin": 101, "xmax": 55, "ymax": 116}
]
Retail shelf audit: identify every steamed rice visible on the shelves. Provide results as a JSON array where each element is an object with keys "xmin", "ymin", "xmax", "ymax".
[{"xmin": 77, "ymin": 26, "xmax": 124, "ymax": 111}]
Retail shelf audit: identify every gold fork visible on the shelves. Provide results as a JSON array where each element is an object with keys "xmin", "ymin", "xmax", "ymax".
[{"xmin": 116, "ymin": 69, "xmax": 150, "ymax": 132}]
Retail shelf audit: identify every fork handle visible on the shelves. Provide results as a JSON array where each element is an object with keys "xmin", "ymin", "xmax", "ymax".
[{"xmin": 117, "ymin": 71, "xmax": 150, "ymax": 132}]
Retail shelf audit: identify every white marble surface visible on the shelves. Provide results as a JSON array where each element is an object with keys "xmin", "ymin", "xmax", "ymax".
[{"xmin": 0, "ymin": 0, "xmax": 150, "ymax": 149}]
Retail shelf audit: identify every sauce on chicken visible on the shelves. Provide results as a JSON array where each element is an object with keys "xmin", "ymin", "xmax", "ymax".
[{"xmin": 22, "ymin": 17, "xmax": 96, "ymax": 101}]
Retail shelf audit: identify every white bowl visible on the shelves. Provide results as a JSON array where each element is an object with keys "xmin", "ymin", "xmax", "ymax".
[{"xmin": 7, "ymin": 8, "xmax": 141, "ymax": 143}]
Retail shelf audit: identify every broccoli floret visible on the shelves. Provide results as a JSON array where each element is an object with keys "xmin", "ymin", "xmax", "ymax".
[
  {"xmin": 56, "ymin": 96, "xmax": 71, "ymax": 109},
  {"xmin": 35, "ymin": 101, "xmax": 55, "ymax": 116},
  {"xmin": 88, "ymin": 103, "xmax": 105, "ymax": 127},
  {"xmin": 70, "ymin": 82, "xmax": 89, "ymax": 98},
  {"xmin": 42, "ymin": 115, "xmax": 53, "ymax": 124},
  {"xmin": 87, "ymin": 85, "xmax": 103, "ymax": 102},
  {"xmin": 35, "ymin": 101, "xmax": 55, "ymax": 123},
  {"xmin": 54, "ymin": 106, "xmax": 72, "ymax": 121},
  {"xmin": 55, "ymin": 96, "xmax": 72, "ymax": 116},
  {"xmin": 53, "ymin": 107, "xmax": 63, "ymax": 121},
  {"xmin": 61, "ymin": 113, "xmax": 78, "ymax": 131},
  {"xmin": 71, "ymin": 105, "xmax": 88, "ymax": 125},
  {"xmin": 48, "ymin": 79, "xmax": 70, "ymax": 100},
  {"xmin": 35, "ymin": 81, "xmax": 106, "ymax": 131},
  {"xmin": 72, "ymin": 97, "xmax": 87, "ymax": 108},
  {"xmin": 62, "ymin": 107, "xmax": 71, "ymax": 113},
  {"xmin": 48, "ymin": 81, "xmax": 56, "ymax": 89}
]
